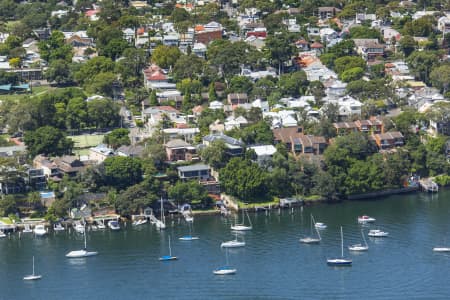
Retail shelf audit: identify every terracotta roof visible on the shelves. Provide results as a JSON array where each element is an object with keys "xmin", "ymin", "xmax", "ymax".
[
  {"xmin": 195, "ymin": 25, "xmax": 205, "ymax": 32},
  {"xmin": 192, "ymin": 105, "xmax": 204, "ymax": 114},
  {"xmin": 311, "ymin": 42, "xmax": 324, "ymax": 48},
  {"xmin": 333, "ymin": 122, "xmax": 358, "ymax": 129},
  {"xmin": 145, "ymin": 70, "xmax": 167, "ymax": 81},
  {"xmin": 273, "ymin": 127, "xmax": 304, "ymax": 143}
]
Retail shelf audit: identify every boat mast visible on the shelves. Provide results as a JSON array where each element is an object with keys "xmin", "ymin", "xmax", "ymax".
[
  {"xmin": 168, "ymin": 235, "xmax": 172, "ymax": 256},
  {"xmin": 340, "ymin": 226, "xmax": 344, "ymax": 258},
  {"xmin": 362, "ymin": 229, "xmax": 368, "ymax": 247},
  {"xmin": 84, "ymin": 227, "xmax": 87, "ymax": 250},
  {"xmin": 32, "ymin": 256, "xmax": 35, "ymax": 276}
]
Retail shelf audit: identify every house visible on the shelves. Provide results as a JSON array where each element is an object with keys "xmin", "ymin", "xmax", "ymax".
[
  {"xmin": 333, "ymin": 122, "xmax": 359, "ymax": 135},
  {"xmin": 143, "ymin": 65, "xmax": 175, "ymax": 91},
  {"xmin": 318, "ymin": 7, "xmax": 341, "ymax": 19},
  {"xmin": 225, "ymin": 115, "xmax": 248, "ymax": 131},
  {"xmin": 142, "ymin": 106, "xmax": 181, "ymax": 127},
  {"xmin": 209, "ymin": 101, "xmax": 224, "ymax": 110},
  {"xmin": 251, "ymin": 99, "xmax": 269, "ymax": 113},
  {"xmin": 116, "ymin": 144, "xmax": 145, "ymax": 158},
  {"xmin": 293, "ymin": 135, "xmax": 327, "ymax": 155},
  {"xmin": 177, "ymin": 164, "xmax": 211, "ymax": 181},
  {"xmin": 273, "ymin": 126, "xmax": 304, "ymax": 151},
  {"xmin": 192, "ymin": 43, "xmax": 207, "ymax": 58},
  {"xmin": 89, "ymin": 144, "xmax": 114, "ymax": 163},
  {"xmin": 203, "ymin": 134, "xmax": 244, "ymax": 157},
  {"xmin": 355, "ymin": 119, "xmax": 384, "ymax": 134},
  {"xmin": 227, "ymin": 93, "xmax": 248, "ymax": 105},
  {"xmin": 26, "ymin": 168, "xmax": 46, "ymax": 190},
  {"xmin": 248, "ymin": 145, "xmax": 277, "ymax": 166},
  {"xmin": 165, "ymin": 139, "xmax": 197, "ymax": 162},
  {"xmin": 209, "ymin": 119, "xmax": 225, "ymax": 134},
  {"xmin": 353, "ymin": 39, "xmax": 384, "ymax": 61},
  {"xmin": 163, "ymin": 33, "xmax": 179, "ymax": 46},
  {"xmin": 310, "ymin": 41, "xmax": 324, "ymax": 56},
  {"xmin": 195, "ymin": 22, "xmax": 223, "ymax": 44},
  {"xmin": 0, "ymin": 167, "xmax": 25, "ymax": 194},
  {"xmin": 53, "ymin": 155, "xmax": 91, "ymax": 177},
  {"xmin": 245, "ymin": 35, "xmax": 266, "ymax": 50},
  {"xmin": 33, "ymin": 155, "xmax": 60, "ymax": 178},
  {"xmin": 123, "ymin": 28, "xmax": 135, "ymax": 43},
  {"xmin": 438, "ymin": 16, "xmax": 450, "ymax": 34},
  {"xmin": 0, "ymin": 145, "xmax": 26, "ymax": 158},
  {"xmin": 246, "ymin": 27, "xmax": 267, "ymax": 38},
  {"xmin": 373, "ymin": 131, "xmax": 404, "ymax": 150},
  {"xmin": 162, "ymin": 128, "xmax": 200, "ymax": 142},
  {"xmin": 295, "ymin": 39, "xmax": 309, "ymax": 51}
]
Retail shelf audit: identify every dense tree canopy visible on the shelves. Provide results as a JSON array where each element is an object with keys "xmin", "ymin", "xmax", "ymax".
[{"xmin": 24, "ymin": 126, "xmax": 74, "ymax": 157}]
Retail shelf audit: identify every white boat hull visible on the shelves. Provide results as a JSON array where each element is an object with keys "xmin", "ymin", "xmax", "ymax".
[
  {"xmin": 315, "ymin": 223, "xmax": 327, "ymax": 230},
  {"xmin": 231, "ymin": 225, "xmax": 252, "ymax": 231},
  {"xmin": 179, "ymin": 236, "xmax": 199, "ymax": 241},
  {"xmin": 348, "ymin": 244, "xmax": 369, "ymax": 251},
  {"xmin": 358, "ymin": 216, "xmax": 376, "ymax": 223},
  {"xmin": 66, "ymin": 250, "xmax": 98, "ymax": 258},
  {"xmin": 433, "ymin": 247, "xmax": 450, "ymax": 252},
  {"xmin": 23, "ymin": 275, "xmax": 42, "ymax": 280},
  {"xmin": 33, "ymin": 230, "xmax": 47, "ymax": 236},
  {"xmin": 368, "ymin": 230, "xmax": 389, "ymax": 237},
  {"xmin": 221, "ymin": 241, "xmax": 245, "ymax": 248},
  {"xmin": 213, "ymin": 267, "xmax": 236, "ymax": 275},
  {"xmin": 327, "ymin": 258, "xmax": 352, "ymax": 266},
  {"xmin": 299, "ymin": 237, "xmax": 321, "ymax": 244}
]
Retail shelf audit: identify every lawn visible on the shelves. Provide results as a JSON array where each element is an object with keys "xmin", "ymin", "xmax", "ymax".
[
  {"xmin": 69, "ymin": 134, "xmax": 105, "ymax": 149},
  {"xmin": 0, "ymin": 86, "xmax": 54, "ymax": 102}
]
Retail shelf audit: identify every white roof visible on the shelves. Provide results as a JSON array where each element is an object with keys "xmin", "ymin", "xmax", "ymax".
[{"xmin": 248, "ymin": 145, "xmax": 277, "ymax": 156}]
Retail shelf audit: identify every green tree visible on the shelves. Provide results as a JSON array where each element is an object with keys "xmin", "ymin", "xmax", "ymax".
[
  {"xmin": 406, "ymin": 50, "xmax": 440, "ymax": 84},
  {"xmin": 45, "ymin": 59, "xmax": 72, "ymax": 85},
  {"xmin": 38, "ymin": 30, "xmax": 73, "ymax": 63},
  {"xmin": 86, "ymin": 72, "xmax": 117, "ymax": 97},
  {"xmin": 0, "ymin": 195, "xmax": 18, "ymax": 217},
  {"xmin": 172, "ymin": 54, "xmax": 205, "ymax": 81},
  {"xmin": 349, "ymin": 26, "xmax": 382, "ymax": 40},
  {"xmin": 103, "ymin": 128, "xmax": 130, "ymax": 149},
  {"xmin": 74, "ymin": 56, "xmax": 115, "ymax": 86},
  {"xmin": 229, "ymin": 76, "xmax": 253, "ymax": 94},
  {"xmin": 66, "ymin": 97, "xmax": 87, "ymax": 130},
  {"xmin": 103, "ymin": 156, "xmax": 143, "ymax": 190},
  {"xmin": 398, "ymin": 35, "xmax": 417, "ymax": 57},
  {"xmin": 168, "ymin": 181, "xmax": 211, "ymax": 207},
  {"xmin": 264, "ymin": 32, "xmax": 296, "ymax": 73},
  {"xmin": 334, "ymin": 56, "xmax": 366, "ymax": 75},
  {"xmin": 279, "ymin": 70, "xmax": 309, "ymax": 97},
  {"xmin": 87, "ymin": 98, "xmax": 121, "ymax": 129},
  {"xmin": 101, "ymin": 38, "xmax": 129, "ymax": 60},
  {"xmin": 115, "ymin": 181, "xmax": 157, "ymax": 216},
  {"xmin": 430, "ymin": 64, "xmax": 450, "ymax": 94},
  {"xmin": 220, "ymin": 157, "xmax": 268, "ymax": 201},
  {"xmin": 340, "ymin": 67, "xmax": 365, "ymax": 82},
  {"xmin": 200, "ymin": 140, "xmax": 228, "ymax": 169},
  {"xmin": 151, "ymin": 45, "xmax": 182, "ymax": 69},
  {"xmin": 23, "ymin": 126, "xmax": 74, "ymax": 157}
]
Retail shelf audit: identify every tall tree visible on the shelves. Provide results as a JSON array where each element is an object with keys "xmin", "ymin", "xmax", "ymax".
[{"xmin": 24, "ymin": 126, "xmax": 74, "ymax": 157}]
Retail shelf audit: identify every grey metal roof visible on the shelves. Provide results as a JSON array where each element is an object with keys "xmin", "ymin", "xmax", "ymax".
[{"xmin": 177, "ymin": 164, "xmax": 210, "ymax": 172}]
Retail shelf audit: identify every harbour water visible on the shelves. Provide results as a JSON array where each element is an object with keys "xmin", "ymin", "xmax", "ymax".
[{"xmin": 1, "ymin": 190, "xmax": 450, "ymax": 299}]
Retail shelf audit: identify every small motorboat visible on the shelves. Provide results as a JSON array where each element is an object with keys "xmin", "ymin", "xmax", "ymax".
[
  {"xmin": 74, "ymin": 222, "xmax": 85, "ymax": 234},
  {"xmin": 368, "ymin": 229, "xmax": 389, "ymax": 237},
  {"xmin": 213, "ymin": 266, "xmax": 237, "ymax": 275},
  {"xmin": 108, "ymin": 220, "xmax": 120, "ymax": 231},
  {"xmin": 433, "ymin": 247, "xmax": 450, "ymax": 252},
  {"xmin": 53, "ymin": 223, "xmax": 65, "ymax": 231},
  {"xmin": 358, "ymin": 215, "xmax": 376, "ymax": 223},
  {"xmin": 132, "ymin": 219, "xmax": 148, "ymax": 226},
  {"xmin": 33, "ymin": 225, "xmax": 47, "ymax": 237},
  {"xmin": 96, "ymin": 221, "xmax": 106, "ymax": 229},
  {"xmin": 23, "ymin": 224, "xmax": 33, "ymax": 233},
  {"xmin": 0, "ymin": 231, "xmax": 6, "ymax": 238},
  {"xmin": 315, "ymin": 222, "xmax": 327, "ymax": 230}
]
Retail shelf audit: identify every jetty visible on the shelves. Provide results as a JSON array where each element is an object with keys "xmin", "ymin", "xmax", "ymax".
[{"xmin": 419, "ymin": 178, "xmax": 439, "ymax": 192}]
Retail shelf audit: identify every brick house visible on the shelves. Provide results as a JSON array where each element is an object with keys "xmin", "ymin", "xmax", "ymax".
[{"xmin": 373, "ymin": 131, "xmax": 404, "ymax": 150}]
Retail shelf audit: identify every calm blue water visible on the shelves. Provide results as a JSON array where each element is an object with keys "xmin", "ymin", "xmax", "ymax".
[{"xmin": 1, "ymin": 190, "xmax": 450, "ymax": 299}]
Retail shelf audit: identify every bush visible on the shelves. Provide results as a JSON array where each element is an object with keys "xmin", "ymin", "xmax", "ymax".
[{"xmin": 434, "ymin": 175, "xmax": 450, "ymax": 186}]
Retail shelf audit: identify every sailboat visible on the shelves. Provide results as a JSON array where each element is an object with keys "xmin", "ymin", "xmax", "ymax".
[
  {"xmin": 221, "ymin": 232, "xmax": 245, "ymax": 248},
  {"xmin": 299, "ymin": 214, "xmax": 321, "ymax": 244},
  {"xmin": 349, "ymin": 229, "xmax": 369, "ymax": 251},
  {"xmin": 179, "ymin": 223, "xmax": 199, "ymax": 241},
  {"xmin": 159, "ymin": 235, "xmax": 177, "ymax": 261},
  {"xmin": 230, "ymin": 209, "xmax": 252, "ymax": 231},
  {"xmin": 327, "ymin": 226, "xmax": 352, "ymax": 266},
  {"xmin": 23, "ymin": 256, "xmax": 42, "ymax": 281},
  {"xmin": 155, "ymin": 198, "xmax": 166, "ymax": 230},
  {"xmin": 213, "ymin": 248, "xmax": 236, "ymax": 275},
  {"xmin": 66, "ymin": 224, "xmax": 98, "ymax": 258}
]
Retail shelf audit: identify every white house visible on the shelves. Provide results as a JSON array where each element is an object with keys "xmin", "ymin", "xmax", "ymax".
[
  {"xmin": 438, "ymin": 16, "xmax": 450, "ymax": 34},
  {"xmin": 209, "ymin": 101, "xmax": 224, "ymax": 110},
  {"xmin": 251, "ymin": 99, "xmax": 269, "ymax": 112},
  {"xmin": 248, "ymin": 145, "xmax": 277, "ymax": 166}
]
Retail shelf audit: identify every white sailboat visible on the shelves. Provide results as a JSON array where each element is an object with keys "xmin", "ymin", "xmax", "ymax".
[
  {"xmin": 23, "ymin": 256, "xmax": 42, "ymax": 281},
  {"xmin": 213, "ymin": 248, "xmax": 236, "ymax": 275},
  {"xmin": 159, "ymin": 235, "xmax": 177, "ymax": 261},
  {"xmin": 433, "ymin": 247, "xmax": 450, "ymax": 252},
  {"xmin": 349, "ymin": 229, "xmax": 369, "ymax": 251},
  {"xmin": 0, "ymin": 230, "xmax": 6, "ymax": 238},
  {"xmin": 53, "ymin": 223, "xmax": 65, "ymax": 231},
  {"xmin": 155, "ymin": 198, "xmax": 166, "ymax": 230},
  {"xmin": 74, "ymin": 221, "xmax": 85, "ymax": 234},
  {"xmin": 300, "ymin": 214, "xmax": 321, "ymax": 244},
  {"xmin": 179, "ymin": 223, "xmax": 199, "ymax": 241},
  {"xmin": 327, "ymin": 226, "xmax": 352, "ymax": 266},
  {"xmin": 221, "ymin": 232, "xmax": 245, "ymax": 248},
  {"xmin": 97, "ymin": 220, "xmax": 106, "ymax": 229},
  {"xmin": 66, "ymin": 225, "xmax": 98, "ymax": 258},
  {"xmin": 230, "ymin": 209, "xmax": 252, "ymax": 231}
]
